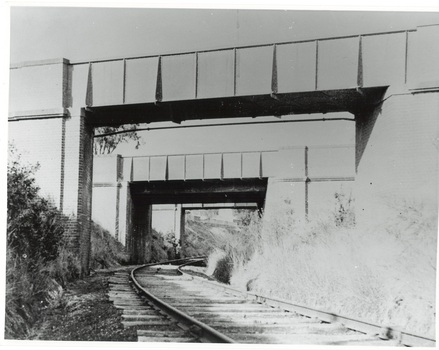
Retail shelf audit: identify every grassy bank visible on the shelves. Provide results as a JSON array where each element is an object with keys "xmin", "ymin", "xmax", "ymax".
[
  {"xmin": 208, "ymin": 199, "xmax": 437, "ymax": 338},
  {"xmin": 5, "ymin": 222, "xmax": 130, "ymax": 339}
]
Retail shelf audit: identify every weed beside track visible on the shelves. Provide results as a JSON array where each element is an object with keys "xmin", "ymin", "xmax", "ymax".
[{"xmin": 27, "ymin": 269, "xmax": 137, "ymax": 341}]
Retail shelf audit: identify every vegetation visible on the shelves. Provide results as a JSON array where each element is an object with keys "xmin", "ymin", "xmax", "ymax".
[
  {"xmin": 7, "ymin": 149, "xmax": 64, "ymax": 263},
  {"xmin": 6, "ymin": 146, "xmax": 130, "ymax": 339},
  {"xmin": 94, "ymin": 125, "xmax": 141, "ymax": 154},
  {"xmin": 180, "ymin": 210, "xmax": 259, "ymax": 283},
  {"xmin": 6, "ymin": 147, "xmax": 78, "ymax": 338},
  {"xmin": 206, "ymin": 191, "xmax": 436, "ymax": 337},
  {"xmin": 90, "ymin": 222, "xmax": 129, "ymax": 269}
]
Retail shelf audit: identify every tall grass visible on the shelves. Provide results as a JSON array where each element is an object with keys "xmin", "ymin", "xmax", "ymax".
[
  {"xmin": 5, "ymin": 220, "xmax": 131, "ymax": 339},
  {"xmin": 205, "ymin": 211, "xmax": 263, "ymax": 284},
  {"xmin": 208, "ymin": 195, "xmax": 436, "ymax": 338},
  {"xmin": 90, "ymin": 222, "xmax": 129, "ymax": 269},
  {"xmin": 5, "ymin": 243, "xmax": 81, "ymax": 339}
]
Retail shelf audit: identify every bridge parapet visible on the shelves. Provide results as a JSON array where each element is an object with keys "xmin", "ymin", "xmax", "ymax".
[
  {"xmin": 8, "ymin": 25, "xmax": 439, "ymax": 123},
  {"xmin": 116, "ymin": 146, "xmax": 355, "ymax": 183},
  {"xmin": 127, "ymin": 150, "xmax": 276, "ymax": 182},
  {"xmin": 78, "ymin": 26, "xmax": 437, "ymax": 108},
  {"xmin": 92, "ymin": 146, "xmax": 355, "ymax": 185}
]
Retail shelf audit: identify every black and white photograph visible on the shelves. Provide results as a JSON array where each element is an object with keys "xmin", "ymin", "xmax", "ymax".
[{"xmin": 2, "ymin": 1, "xmax": 439, "ymax": 348}]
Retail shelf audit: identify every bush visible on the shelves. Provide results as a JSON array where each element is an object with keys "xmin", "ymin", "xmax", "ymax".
[
  {"xmin": 7, "ymin": 147, "xmax": 64, "ymax": 263},
  {"xmin": 150, "ymin": 230, "xmax": 169, "ymax": 263},
  {"xmin": 5, "ymin": 146, "xmax": 74, "ymax": 338},
  {"xmin": 44, "ymin": 245, "xmax": 82, "ymax": 288},
  {"xmin": 164, "ymin": 232, "xmax": 180, "ymax": 260},
  {"xmin": 212, "ymin": 254, "xmax": 234, "ymax": 284}
]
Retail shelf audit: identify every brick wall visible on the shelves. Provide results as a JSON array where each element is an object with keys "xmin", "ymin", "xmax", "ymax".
[{"xmin": 77, "ymin": 117, "xmax": 94, "ymax": 273}]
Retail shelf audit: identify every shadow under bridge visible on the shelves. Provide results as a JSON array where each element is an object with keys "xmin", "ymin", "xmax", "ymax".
[{"xmin": 126, "ymin": 151, "xmax": 272, "ymax": 263}]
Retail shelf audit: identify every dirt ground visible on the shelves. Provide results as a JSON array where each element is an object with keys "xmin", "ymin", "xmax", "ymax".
[{"xmin": 27, "ymin": 269, "xmax": 137, "ymax": 342}]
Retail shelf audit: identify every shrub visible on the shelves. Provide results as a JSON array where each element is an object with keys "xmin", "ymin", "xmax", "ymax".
[
  {"xmin": 164, "ymin": 232, "xmax": 180, "ymax": 260},
  {"xmin": 212, "ymin": 254, "xmax": 234, "ymax": 284},
  {"xmin": 5, "ymin": 145, "xmax": 73, "ymax": 338},
  {"xmin": 44, "ymin": 245, "xmax": 82, "ymax": 288},
  {"xmin": 150, "ymin": 230, "xmax": 169, "ymax": 263},
  {"xmin": 7, "ymin": 147, "xmax": 64, "ymax": 263}
]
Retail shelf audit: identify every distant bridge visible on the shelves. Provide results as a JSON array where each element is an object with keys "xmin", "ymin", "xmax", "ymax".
[{"xmin": 92, "ymin": 146, "xmax": 355, "ymax": 256}]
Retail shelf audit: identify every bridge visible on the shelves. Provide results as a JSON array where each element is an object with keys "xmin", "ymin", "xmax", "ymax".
[
  {"xmin": 92, "ymin": 147, "xmax": 354, "ymax": 260},
  {"xmin": 8, "ymin": 24, "xmax": 439, "ymax": 272}
]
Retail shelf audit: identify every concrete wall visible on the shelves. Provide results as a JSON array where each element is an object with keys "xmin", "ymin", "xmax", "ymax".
[
  {"xmin": 8, "ymin": 118, "xmax": 64, "ymax": 207},
  {"xmin": 355, "ymin": 89, "xmax": 439, "ymax": 223},
  {"xmin": 263, "ymin": 146, "xmax": 355, "ymax": 225},
  {"xmin": 354, "ymin": 26, "xmax": 439, "ymax": 224},
  {"xmin": 92, "ymin": 155, "xmax": 122, "ymax": 241},
  {"xmin": 9, "ymin": 59, "xmax": 68, "ymax": 113}
]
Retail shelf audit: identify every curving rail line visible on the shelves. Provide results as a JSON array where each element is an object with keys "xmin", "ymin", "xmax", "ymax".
[{"xmin": 107, "ymin": 258, "xmax": 435, "ymax": 346}]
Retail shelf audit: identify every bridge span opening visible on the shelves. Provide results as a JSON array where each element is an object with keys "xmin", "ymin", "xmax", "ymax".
[
  {"xmin": 128, "ymin": 178, "xmax": 266, "ymax": 263},
  {"xmin": 151, "ymin": 203, "xmax": 259, "ymax": 260}
]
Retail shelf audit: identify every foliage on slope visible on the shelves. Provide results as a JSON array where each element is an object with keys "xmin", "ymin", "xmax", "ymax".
[
  {"xmin": 90, "ymin": 222, "xmax": 129, "ymax": 269},
  {"xmin": 6, "ymin": 145, "xmax": 131, "ymax": 339},
  {"xmin": 220, "ymin": 195, "xmax": 436, "ymax": 338},
  {"xmin": 6, "ymin": 147, "xmax": 80, "ymax": 338}
]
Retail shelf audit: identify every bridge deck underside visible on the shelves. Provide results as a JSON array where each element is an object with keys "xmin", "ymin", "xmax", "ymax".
[
  {"xmin": 86, "ymin": 88, "xmax": 386, "ymax": 126},
  {"xmin": 130, "ymin": 179, "xmax": 267, "ymax": 207}
]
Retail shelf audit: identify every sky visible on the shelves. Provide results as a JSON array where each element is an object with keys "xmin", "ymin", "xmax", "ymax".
[
  {"xmin": 9, "ymin": 6, "xmax": 439, "ymax": 63},
  {"xmin": 6, "ymin": 5, "xmax": 439, "ymax": 157}
]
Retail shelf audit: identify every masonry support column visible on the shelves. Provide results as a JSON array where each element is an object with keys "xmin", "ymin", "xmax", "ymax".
[
  {"xmin": 62, "ymin": 110, "xmax": 94, "ymax": 275},
  {"xmin": 78, "ymin": 114, "xmax": 94, "ymax": 274},
  {"xmin": 130, "ymin": 203, "xmax": 153, "ymax": 263},
  {"xmin": 174, "ymin": 204, "xmax": 182, "ymax": 241},
  {"xmin": 179, "ymin": 209, "xmax": 186, "ymax": 258}
]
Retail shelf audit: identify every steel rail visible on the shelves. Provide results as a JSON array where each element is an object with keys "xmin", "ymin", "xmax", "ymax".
[
  {"xmin": 130, "ymin": 257, "xmax": 235, "ymax": 343},
  {"xmin": 179, "ymin": 259, "xmax": 436, "ymax": 347}
]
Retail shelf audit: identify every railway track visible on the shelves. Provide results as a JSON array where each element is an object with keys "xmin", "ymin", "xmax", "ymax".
[{"xmin": 108, "ymin": 258, "xmax": 435, "ymax": 346}]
